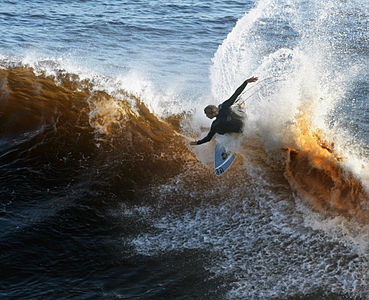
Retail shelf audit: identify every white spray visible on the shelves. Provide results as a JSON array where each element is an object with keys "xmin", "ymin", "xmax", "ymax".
[{"xmin": 210, "ymin": 0, "xmax": 369, "ymax": 185}]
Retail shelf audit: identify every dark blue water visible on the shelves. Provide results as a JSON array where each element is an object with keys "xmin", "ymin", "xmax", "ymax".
[{"xmin": 1, "ymin": 0, "xmax": 369, "ymax": 299}]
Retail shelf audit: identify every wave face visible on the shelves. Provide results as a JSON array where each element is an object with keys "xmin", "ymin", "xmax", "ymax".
[
  {"xmin": 0, "ymin": 66, "xmax": 198, "ymax": 201},
  {"xmin": 0, "ymin": 64, "xmax": 213, "ymax": 299},
  {"xmin": 1, "ymin": 0, "xmax": 369, "ymax": 299}
]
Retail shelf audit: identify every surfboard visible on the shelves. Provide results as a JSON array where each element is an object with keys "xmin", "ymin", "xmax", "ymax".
[{"xmin": 214, "ymin": 144, "xmax": 236, "ymax": 176}]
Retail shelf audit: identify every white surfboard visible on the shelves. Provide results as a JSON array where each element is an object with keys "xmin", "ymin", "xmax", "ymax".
[{"xmin": 214, "ymin": 144, "xmax": 236, "ymax": 176}]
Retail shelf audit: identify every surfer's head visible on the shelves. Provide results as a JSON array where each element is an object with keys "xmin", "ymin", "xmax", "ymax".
[{"xmin": 204, "ymin": 105, "xmax": 219, "ymax": 119}]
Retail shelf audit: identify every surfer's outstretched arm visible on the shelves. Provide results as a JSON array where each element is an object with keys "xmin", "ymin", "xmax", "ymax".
[
  {"xmin": 190, "ymin": 126, "xmax": 216, "ymax": 145},
  {"xmin": 221, "ymin": 76, "xmax": 258, "ymax": 109}
]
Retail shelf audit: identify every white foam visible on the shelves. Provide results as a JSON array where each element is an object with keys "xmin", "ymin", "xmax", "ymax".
[
  {"xmin": 127, "ymin": 171, "xmax": 369, "ymax": 299},
  {"xmin": 296, "ymin": 198, "xmax": 369, "ymax": 255}
]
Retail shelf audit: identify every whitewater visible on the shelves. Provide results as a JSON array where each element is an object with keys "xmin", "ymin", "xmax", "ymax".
[{"xmin": 1, "ymin": 0, "xmax": 368, "ymax": 298}]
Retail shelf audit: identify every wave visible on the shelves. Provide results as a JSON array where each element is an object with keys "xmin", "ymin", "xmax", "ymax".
[
  {"xmin": 1, "ymin": 58, "xmax": 368, "ymax": 223},
  {"xmin": 0, "ymin": 65, "xmax": 200, "ymax": 202}
]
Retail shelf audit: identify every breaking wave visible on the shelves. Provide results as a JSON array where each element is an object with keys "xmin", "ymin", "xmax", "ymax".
[
  {"xmin": 0, "ymin": 63, "xmax": 200, "ymax": 205},
  {"xmin": 1, "ymin": 48, "xmax": 369, "ymax": 222}
]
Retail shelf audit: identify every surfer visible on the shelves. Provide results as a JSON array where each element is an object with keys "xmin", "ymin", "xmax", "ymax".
[{"xmin": 190, "ymin": 76, "xmax": 258, "ymax": 145}]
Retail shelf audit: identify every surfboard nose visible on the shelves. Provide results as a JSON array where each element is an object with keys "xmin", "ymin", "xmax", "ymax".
[{"xmin": 215, "ymin": 144, "xmax": 236, "ymax": 176}]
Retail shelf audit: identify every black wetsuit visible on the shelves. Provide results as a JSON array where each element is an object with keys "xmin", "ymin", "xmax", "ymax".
[{"xmin": 196, "ymin": 79, "xmax": 249, "ymax": 145}]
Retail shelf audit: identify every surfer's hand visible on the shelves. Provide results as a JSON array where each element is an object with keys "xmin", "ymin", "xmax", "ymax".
[
  {"xmin": 247, "ymin": 76, "xmax": 258, "ymax": 83},
  {"xmin": 190, "ymin": 141, "xmax": 198, "ymax": 146}
]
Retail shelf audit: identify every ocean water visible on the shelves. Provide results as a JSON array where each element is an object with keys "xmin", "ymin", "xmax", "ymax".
[{"xmin": 1, "ymin": 0, "xmax": 369, "ymax": 299}]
